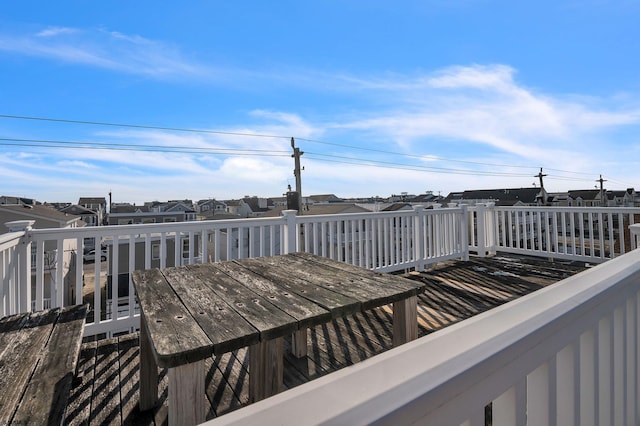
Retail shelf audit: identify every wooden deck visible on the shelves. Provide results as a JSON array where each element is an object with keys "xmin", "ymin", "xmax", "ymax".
[{"xmin": 63, "ymin": 255, "xmax": 588, "ymax": 425}]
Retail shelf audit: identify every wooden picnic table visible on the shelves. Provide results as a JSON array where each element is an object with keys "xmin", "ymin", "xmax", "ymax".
[{"xmin": 132, "ymin": 253, "xmax": 426, "ymax": 425}]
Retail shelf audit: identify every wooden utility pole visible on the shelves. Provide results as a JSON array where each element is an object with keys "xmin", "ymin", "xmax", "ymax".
[
  {"xmin": 291, "ymin": 137, "xmax": 304, "ymax": 213},
  {"xmin": 597, "ymin": 174, "xmax": 607, "ymax": 206},
  {"xmin": 535, "ymin": 168, "xmax": 547, "ymax": 205}
]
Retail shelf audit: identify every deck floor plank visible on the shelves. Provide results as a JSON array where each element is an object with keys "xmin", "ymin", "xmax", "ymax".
[{"xmin": 64, "ymin": 254, "xmax": 586, "ymax": 425}]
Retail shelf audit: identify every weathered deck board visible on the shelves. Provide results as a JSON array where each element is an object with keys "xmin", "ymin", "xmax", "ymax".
[{"xmin": 64, "ymin": 254, "xmax": 587, "ymax": 425}]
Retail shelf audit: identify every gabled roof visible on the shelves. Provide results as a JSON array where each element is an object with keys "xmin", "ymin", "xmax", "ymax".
[
  {"xmin": 260, "ymin": 204, "xmax": 369, "ymax": 217},
  {"xmin": 165, "ymin": 202, "xmax": 196, "ymax": 213},
  {"xmin": 110, "ymin": 205, "xmax": 151, "ymax": 214},
  {"xmin": 568, "ymin": 190, "xmax": 601, "ymax": 200},
  {"xmin": 78, "ymin": 197, "xmax": 107, "ymax": 205},
  {"xmin": 446, "ymin": 188, "xmax": 541, "ymax": 205},
  {"xmin": 60, "ymin": 204, "xmax": 97, "ymax": 215},
  {"xmin": 410, "ymin": 193, "xmax": 440, "ymax": 202},
  {"xmin": 382, "ymin": 203, "xmax": 413, "ymax": 212},
  {"xmin": 308, "ymin": 194, "xmax": 343, "ymax": 203},
  {"xmin": 0, "ymin": 204, "xmax": 82, "ymax": 227},
  {"xmin": 225, "ymin": 200, "xmax": 245, "ymax": 207},
  {"xmin": 1, "ymin": 196, "xmax": 37, "ymax": 205}
]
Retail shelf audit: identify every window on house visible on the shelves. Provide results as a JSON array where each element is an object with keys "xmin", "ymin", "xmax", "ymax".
[
  {"xmin": 151, "ymin": 243, "xmax": 160, "ymax": 260},
  {"xmin": 182, "ymin": 239, "xmax": 190, "ymax": 258}
]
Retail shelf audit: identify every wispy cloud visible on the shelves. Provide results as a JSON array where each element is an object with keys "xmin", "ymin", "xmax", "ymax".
[
  {"xmin": 0, "ymin": 26, "xmax": 210, "ymax": 79},
  {"xmin": 36, "ymin": 26, "xmax": 79, "ymax": 38},
  {"xmin": 322, "ymin": 65, "xmax": 640, "ymax": 166}
]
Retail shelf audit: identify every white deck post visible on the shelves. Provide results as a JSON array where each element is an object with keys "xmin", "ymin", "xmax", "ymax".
[
  {"xmin": 413, "ymin": 205, "xmax": 425, "ymax": 271},
  {"xmin": 460, "ymin": 205, "xmax": 470, "ymax": 261},
  {"xmin": 282, "ymin": 210, "xmax": 298, "ymax": 254},
  {"xmin": 5, "ymin": 220, "xmax": 34, "ymax": 313}
]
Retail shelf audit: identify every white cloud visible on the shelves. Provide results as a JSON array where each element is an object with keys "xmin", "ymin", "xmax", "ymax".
[
  {"xmin": 0, "ymin": 27, "xmax": 210, "ymax": 79},
  {"xmin": 35, "ymin": 26, "xmax": 79, "ymax": 38}
]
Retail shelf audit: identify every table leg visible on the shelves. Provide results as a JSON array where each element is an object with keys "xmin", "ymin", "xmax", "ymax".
[
  {"xmin": 393, "ymin": 295, "xmax": 418, "ymax": 346},
  {"xmin": 292, "ymin": 328, "xmax": 308, "ymax": 358},
  {"xmin": 139, "ymin": 315, "xmax": 158, "ymax": 410},
  {"xmin": 168, "ymin": 361, "xmax": 205, "ymax": 426},
  {"xmin": 249, "ymin": 337, "xmax": 284, "ymax": 403}
]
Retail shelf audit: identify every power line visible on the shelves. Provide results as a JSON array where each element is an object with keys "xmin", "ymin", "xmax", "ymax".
[
  {"xmin": 0, "ymin": 113, "xmax": 596, "ymax": 176},
  {"xmin": 0, "ymin": 113, "xmax": 629, "ymax": 184},
  {"xmin": 305, "ymin": 151, "xmax": 534, "ymax": 177},
  {"xmin": 0, "ymin": 138, "xmax": 290, "ymax": 156},
  {"xmin": 0, "ymin": 114, "xmax": 290, "ymax": 140}
]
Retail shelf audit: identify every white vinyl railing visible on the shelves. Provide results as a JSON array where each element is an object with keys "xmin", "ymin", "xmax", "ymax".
[
  {"xmin": 1, "ymin": 207, "xmax": 468, "ymax": 337},
  {"xmin": 470, "ymin": 204, "xmax": 639, "ymax": 263},
  {"xmin": 204, "ymin": 246, "xmax": 640, "ymax": 426},
  {"xmin": 2, "ymin": 205, "xmax": 640, "ymax": 338}
]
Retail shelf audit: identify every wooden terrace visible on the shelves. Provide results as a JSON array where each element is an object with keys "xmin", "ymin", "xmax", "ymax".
[{"xmin": 62, "ymin": 254, "xmax": 587, "ymax": 425}]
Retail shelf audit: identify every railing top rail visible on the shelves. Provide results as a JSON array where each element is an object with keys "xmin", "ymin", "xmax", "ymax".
[
  {"xmin": 0, "ymin": 230, "xmax": 24, "ymax": 251},
  {"xmin": 25, "ymin": 215, "xmax": 287, "ymax": 239},
  {"xmin": 294, "ymin": 206, "xmax": 463, "ymax": 223},
  {"xmin": 489, "ymin": 205, "xmax": 640, "ymax": 212}
]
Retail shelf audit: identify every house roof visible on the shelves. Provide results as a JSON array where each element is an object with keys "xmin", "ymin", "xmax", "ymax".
[
  {"xmin": 446, "ymin": 188, "xmax": 542, "ymax": 205},
  {"xmin": 1, "ymin": 196, "xmax": 37, "ymax": 205},
  {"xmin": 60, "ymin": 204, "xmax": 97, "ymax": 215},
  {"xmin": 260, "ymin": 204, "xmax": 369, "ymax": 217},
  {"xmin": 242, "ymin": 197, "xmax": 273, "ymax": 212},
  {"xmin": 110, "ymin": 205, "xmax": 151, "ymax": 214},
  {"xmin": 165, "ymin": 202, "xmax": 196, "ymax": 213},
  {"xmin": 308, "ymin": 194, "xmax": 343, "ymax": 203},
  {"xmin": 0, "ymin": 204, "xmax": 82, "ymax": 227},
  {"xmin": 382, "ymin": 203, "xmax": 413, "ymax": 212},
  {"xmin": 78, "ymin": 197, "xmax": 107, "ymax": 205},
  {"xmin": 568, "ymin": 190, "xmax": 601, "ymax": 200}
]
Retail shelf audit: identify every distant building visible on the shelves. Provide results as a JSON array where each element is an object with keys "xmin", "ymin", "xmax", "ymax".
[
  {"xmin": 445, "ymin": 188, "xmax": 545, "ymax": 207},
  {"xmin": 108, "ymin": 202, "xmax": 196, "ymax": 225}
]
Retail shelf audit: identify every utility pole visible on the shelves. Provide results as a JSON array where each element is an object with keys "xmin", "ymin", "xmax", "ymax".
[
  {"xmin": 597, "ymin": 174, "xmax": 607, "ymax": 206},
  {"xmin": 535, "ymin": 168, "xmax": 547, "ymax": 206},
  {"xmin": 291, "ymin": 137, "xmax": 304, "ymax": 213}
]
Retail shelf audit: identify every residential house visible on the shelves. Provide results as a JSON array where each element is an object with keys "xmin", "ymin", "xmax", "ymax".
[
  {"xmin": 225, "ymin": 199, "xmax": 253, "ymax": 218},
  {"xmin": 242, "ymin": 196, "xmax": 274, "ymax": 216},
  {"xmin": 567, "ymin": 190, "xmax": 604, "ymax": 207},
  {"xmin": 78, "ymin": 197, "xmax": 108, "ymax": 225},
  {"xmin": 607, "ymin": 188, "xmax": 636, "ymax": 207},
  {"xmin": 382, "ymin": 202, "xmax": 414, "ymax": 212},
  {"xmin": 60, "ymin": 204, "xmax": 101, "ymax": 227},
  {"xmin": 108, "ymin": 202, "xmax": 195, "ymax": 225},
  {"xmin": 196, "ymin": 199, "xmax": 227, "ymax": 220},
  {"xmin": 445, "ymin": 187, "xmax": 545, "ymax": 207},
  {"xmin": 307, "ymin": 194, "xmax": 343, "ymax": 204},
  {"xmin": 0, "ymin": 201, "xmax": 83, "ymax": 307}
]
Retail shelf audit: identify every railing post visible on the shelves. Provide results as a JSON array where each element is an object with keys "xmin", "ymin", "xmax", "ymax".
[
  {"xmin": 5, "ymin": 220, "xmax": 34, "ymax": 313},
  {"xmin": 413, "ymin": 205, "xmax": 425, "ymax": 271},
  {"xmin": 282, "ymin": 210, "xmax": 298, "ymax": 254},
  {"xmin": 460, "ymin": 205, "xmax": 470, "ymax": 261},
  {"xmin": 630, "ymin": 224, "xmax": 640, "ymax": 250},
  {"xmin": 485, "ymin": 202, "xmax": 497, "ymax": 256},
  {"xmin": 476, "ymin": 204, "xmax": 487, "ymax": 258}
]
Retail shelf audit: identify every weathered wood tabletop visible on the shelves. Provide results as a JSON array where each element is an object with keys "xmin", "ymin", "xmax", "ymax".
[
  {"xmin": 0, "ymin": 304, "xmax": 88, "ymax": 425},
  {"xmin": 132, "ymin": 252, "xmax": 426, "ymax": 425}
]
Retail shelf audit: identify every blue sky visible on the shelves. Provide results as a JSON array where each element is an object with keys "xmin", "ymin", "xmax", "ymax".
[{"xmin": 2, "ymin": 1, "xmax": 640, "ymax": 204}]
